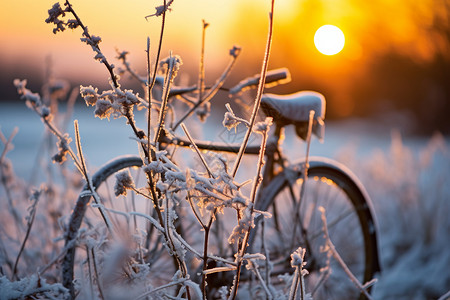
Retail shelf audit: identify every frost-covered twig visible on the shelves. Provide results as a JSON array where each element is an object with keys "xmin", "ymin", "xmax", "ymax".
[
  {"xmin": 291, "ymin": 110, "xmax": 314, "ymax": 248},
  {"xmin": 91, "ymin": 247, "xmax": 105, "ymax": 300},
  {"xmin": 0, "ymin": 127, "xmax": 18, "ymax": 163},
  {"xmin": 38, "ymin": 239, "xmax": 76, "ymax": 275},
  {"xmin": 197, "ymin": 20, "xmax": 209, "ymax": 117},
  {"xmin": 14, "ymin": 79, "xmax": 83, "ymax": 172},
  {"xmin": 173, "ymin": 45, "xmax": 241, "ymax": 130},
  {"xmin": 74, "ymin": 120, "xmax": 115, "ymax": 237},
  {"xmin": 46, "ymin": 1, "xmax": 120, "ymax": 87},
  {"xmin": 135, "ymin": 277, "xmax": 190, "ymax": 300},
  {"xmin": 0, "ymin": 128, "xmax": 22, "ymax": 228},
  {"xmin": 288, "ymin": 247, "xmax": 309, "ymax": 300},
  {"xmin": 146, "ymin": 0, "xmax": 167, "ymax": 157},
  {"xmin": 231, "ymin": 0, "xmax": 275, "ymax": 179},
  {"xmin": 319, "ymin": 206, "xmax": 374, "ymax": 299},
  {"xmin": 154, "ymin": 53, "xmax": 183, "ymax": 144},
  {"xmin": 12, "ymin": 188, "xmax": 42, "ymax": 280},
  {"xmin": 145, "ymin": 0, "xmax": 174, "ymax": 19},
  {"xmin": 245, "ymin": 257, "xmax": 274, "ymax": 300},
  {"xmin": 229, "ymin": 117, "xmax": 272, "ymax": 299},
  {"xmin": 181, "ymin": 123, "xmax": 214, "ymax": 178}
]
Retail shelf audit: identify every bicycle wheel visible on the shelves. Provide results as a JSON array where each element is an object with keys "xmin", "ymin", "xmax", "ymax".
[
  {"xmin": 252, "ymin": 157, "xmax": 380, "ymax": 299},
  {"xmin": 63, "ymin": 155, "xmax": 179, "ymax": 299}
]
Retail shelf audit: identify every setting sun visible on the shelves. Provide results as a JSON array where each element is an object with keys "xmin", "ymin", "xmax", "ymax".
[{"xmin": 314, "ymin": 25, "xmax": 345, "ymax": 55}]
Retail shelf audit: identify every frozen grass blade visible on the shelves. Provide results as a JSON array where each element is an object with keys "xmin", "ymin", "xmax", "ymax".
[
  {"xmin": 12, "ymin": 188, "xmax": 41, "ymax": 280},
  {"xmin": 180, "ymin": 123, "xmax": 214, "ymax": 178},
  {"xmin": 74, "ymin": 120, "xmax": 115, "ymax": 237}
]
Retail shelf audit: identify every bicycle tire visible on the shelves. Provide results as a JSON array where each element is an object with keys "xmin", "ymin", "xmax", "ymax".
[
  {"xmin": 251, "ymin": 156, "xmax": 380, "ymax": 299},
  {"xmin": 62, "ymin": 155, "xmax": 175, "ymax": 298}
]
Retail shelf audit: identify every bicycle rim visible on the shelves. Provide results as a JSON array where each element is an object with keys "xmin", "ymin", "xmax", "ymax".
[
  {"xmin": 66, "ymin": 156, "xmax": 181, "ymax": 298},
  {"xmin": 253, "ymin": 158, "xmax": 379, "ymax": 299}
]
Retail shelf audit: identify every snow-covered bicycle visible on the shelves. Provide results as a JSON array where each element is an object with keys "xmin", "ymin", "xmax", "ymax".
[{"xmin": 62, "ymin": 69, "xmax": 380, "ymax": 299}]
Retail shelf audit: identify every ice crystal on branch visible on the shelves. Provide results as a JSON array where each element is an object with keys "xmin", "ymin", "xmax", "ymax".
[
  {"xmin": 159, "ymin": 55, "xmax": 183, "ymax": 82},
  {"xmin": 229, "ymin": 45, "xmax": 242, "ymax": 58},
  {"xmin": 13, "ymin": 79, "xmax": 42, "ymax": 107},
  {"xmin": 114, "ymin": 170, "xmax": 135, "ymax": 196},
  {"xmin": 45, "ymin": 2, "xmax": 67, "ymax": 34},
  {"xmin": 253, "ymin": 117, "xmax": 273, "ymax": 134},
  {"xmin": 94, "ymin": 99, "xmax": 113, "ymax": 120},
  {"xmin": 80, "ymin": 85, "xmax": 143, "ymax": 120},
  {"xmin": 79, "ymin": 85, "xmax": 98, "ymax": 106},
  {"xmin": 52, "ymin": 134, "xmax": 72, "ymax": 164},
  {"xmin": 145, "ymin": 0, "xmax": 175, "ymax": 18}
]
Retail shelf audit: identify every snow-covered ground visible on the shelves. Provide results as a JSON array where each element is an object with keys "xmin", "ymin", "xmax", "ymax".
[{"xmin": 1, "ymin": 101, "xmax": 449, "ymax": 299}]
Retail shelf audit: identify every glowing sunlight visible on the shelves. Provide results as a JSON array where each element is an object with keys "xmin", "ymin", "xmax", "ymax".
[{"xmin": 314, "ymin": 25, "xmax": 345, "ymax": 55}]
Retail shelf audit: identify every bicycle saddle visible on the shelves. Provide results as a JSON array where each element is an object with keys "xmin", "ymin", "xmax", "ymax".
[{"xmin": 261, "ymin": 91, "xmax": 325, "ymax": 141}]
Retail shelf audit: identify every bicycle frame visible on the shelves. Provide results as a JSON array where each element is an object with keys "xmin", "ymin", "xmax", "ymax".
[{"xmin": 161, "ymin": 122, "xmax": 287, "ymax": 183}]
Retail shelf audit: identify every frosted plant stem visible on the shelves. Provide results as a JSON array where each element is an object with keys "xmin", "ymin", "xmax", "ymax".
[
  {"xmin": 74, "ymin": 120, "xmax": 115, "ymax": 237},
  {"xmin": 12, "ymin": 189, "xmax": 40, "ymax": 280},
  {"xmin": 154, "ymin": 52, "xmax": 176, "ymax": 145},
  {"xmin": 201, "ymin": 214, "xmax": 214, "ymax": 300},
  {"xmin": 261, "ymin": 220, "xmax": 271, "ymax": 288},
  {"xmin": 146, "ymin": 37, "xmax": 153, "ymax": 158},
  {"xmin": 288, "ymin": 248, "xmax": 307, "ymax": 300},
  {"xmin": 31, "ymin": 105, "xmax": 83, "ymax": 173},
  {"xmin": 136, "ymin": 278, "xmax": 189, "ymax": 300},
  {"xmin": 229, "ymin": 117, "xmax": 271, "ymax": 300},
  {"xmin": 319, "ymin": 207, "xmax": 374, "ymax": 299},
  {"xmin": 91, "ymin": 248, "xmax": 105, "ymax": 300},
  {"xmin": 231, "ymin": 0, "xmax": 275, "ymax": 179},
  {"xmin": 86, "ymin": 246, "xmax": 95, "ymax": 300},
  {"xmin": 0, "ymin": 128, "xmax": 22, "ymax": 227},
  {"xmin": 186, "ymin": 193, "xmax": 206, "ymax": 228},
  {"xmin": 180, "ymin": 123, "xmax": 214, "ymax": 178},
  {"xmin": 173, "ymin": 46, "xmax": 241, "ymax": 131},
  {"xmin": 64, "ymin": 0, "xmax": 119, "ymax": 88},
  {"xmin": 248, "ymin": 261, "xmax": 273, "ymax": 300},
  {"xmin": 146, "ymin": 0, "xmax": 166, "ymax": 157},
  {"xmin": 163, "ymin": 190, "xmax": 191, "ymax": 299},
  {"xmin": 289, "ymin": 266, "xmax": 300, "ymax": 300},
  {"xmin": 0, "ymin": 127, "xmax": 18, "ymax": 163},
  {"xmin": 290, "ymin": 110, "xmax": 314, "ymax": 250},
  {"xmin": 198, "ymin": 20, "xmax": 208, "ymax": 109},
  {"xmin": 38, "ymin": 239, "xmax": 76, "ymax": 275}
]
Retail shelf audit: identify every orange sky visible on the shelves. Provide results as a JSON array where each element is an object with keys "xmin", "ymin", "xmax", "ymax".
[
  {"xmin": 0, "ymin": 0, "xmax": 245, "ymax": 82},
  {"xmin": 1, "ymin": 0, "xmax": 446, "ymax": 119},
  {"xmin": 1, "ymin": 0, "xmax": 441, "ymax": 76}
]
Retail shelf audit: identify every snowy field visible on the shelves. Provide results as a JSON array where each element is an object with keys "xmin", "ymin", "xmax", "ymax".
[{"xmin": 1, "ymin": 100, "xmax": 449, "ymax": 299}]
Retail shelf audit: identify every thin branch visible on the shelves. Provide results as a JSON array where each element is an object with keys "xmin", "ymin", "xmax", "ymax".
[
  {"xmin": 0, "ymin": 127, "xmax": 18, "ymax": 163},
  {"xmin": 229, "ymin": 118, "xmax": 271, "ymax": 299},
  {"xmin": 12, "ymin": 189, "xmax": 41, "ymax": 279},
  {"xmin": 74, "ymin": 120, "xmax": 115, "ymax": 236},
  {"xmin": 180, "ymin": 123, "xmax": 214, "ymax": 178},
  {"xmin": 91, "ymin": 248, "xmax": 105, "ymax": 300},
  {"xmin": 231, "ymin": 0, "xmax": 275, "ymax": 178},
  {"xmin": 146, "ymin": 0, "xmax": 167, "ymax": 155},
  {"xmin": 319, "ymin": 207, "xmax": 374, "ymax": 299},
  {"xmin": 197, "ymin": 20, "xmax": 209, "ymax": 112},
  {"xmin": 154, "ymin": 53, "xmax": 178, "ymax": 145},
  {"xmin": 64, "ymin": 0, "xmax": 119, "ymax": 88},
  {"xmin": 172, "ymin": 46, "xmax": 241, "ymax": 131}
]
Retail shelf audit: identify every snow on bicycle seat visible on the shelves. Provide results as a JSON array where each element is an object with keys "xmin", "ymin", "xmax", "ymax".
[{"xmin": 261, "ymin": 91, "xmax": 325, "ymax": 141}]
